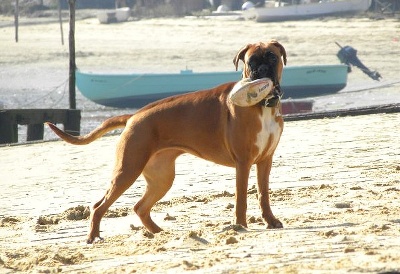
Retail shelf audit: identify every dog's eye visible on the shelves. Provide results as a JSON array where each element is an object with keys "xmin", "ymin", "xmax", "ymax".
[
  {"xmin": 248, "ymin": 56, "xmax": 258, "ymax": 69},
  {"xmin": 248, "ymin": 60, "xmax": 258, "ymax": 70},
  {"xmin": 265, "ymin": 52, "xmax": 277, "ymax": 63}
]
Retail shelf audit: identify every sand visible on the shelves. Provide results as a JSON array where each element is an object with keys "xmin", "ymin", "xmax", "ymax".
[{"xmin": 1, "ymin": 11, "xmax": 400, "ymax": 273}]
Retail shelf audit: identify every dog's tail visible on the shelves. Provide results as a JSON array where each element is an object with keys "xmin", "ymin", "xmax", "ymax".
[{"xmin": 45, "ymin": 114, "xmax": 132, "ymax": 145}]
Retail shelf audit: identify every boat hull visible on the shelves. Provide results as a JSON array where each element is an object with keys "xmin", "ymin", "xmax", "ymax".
[
  {"xmin": 243, "ymin": 0, "xmax": 371, "ymax": 22},
  {"xmin": 281, "ymin": 65, "xmax": 348, "ymax": 98},
  {"xmin": 97, "ymin": 7, "xmax": 130, "ymax": 24},
  {"xmin": 76, "ymin": 65, "xmax": 347, "ymax": 108}
]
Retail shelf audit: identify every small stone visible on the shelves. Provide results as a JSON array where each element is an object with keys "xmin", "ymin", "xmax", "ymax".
[
  {"xmin": 130, "ymin": 224, "xmax": 140, "ymax": 231},
  {"xmin": 143, "ymin": 230, "xmax": 154, "ymax": 238},
  {"xmin": 226, "ymin": 203, "xmax": 234, "ymax": 209},
  {"xmin": 225, "ymin": 236, "xmax": 238, "ymax": 245},
  {"xmin": 164, "ymin": 213, "xmax": 176, "ymax": 221},
  {"xmin": 344, "ymin": 247, "xmax": 355, "ymax": 253},
  {"xmin": 335, "ymin": 202, "xmax": 351, "ymax": 209}
]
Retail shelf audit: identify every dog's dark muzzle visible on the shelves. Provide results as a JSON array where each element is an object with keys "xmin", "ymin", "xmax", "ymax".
[
  {"xmin": 251, "ymin": 64, "xmax": 279, "ymax": 85},
  {"xmin": 256, "ymin": 64, "xmax": 270, "ymax": 78},
  {"xmin": 252, "ymin": 64, "xmax": 272, "ymax": 79}
]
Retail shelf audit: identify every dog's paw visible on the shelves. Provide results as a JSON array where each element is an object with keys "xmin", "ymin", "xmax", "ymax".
[
  {"xmin": 267, "ymin": 219, "xmax": 283, "ymax": 229},
  {"xmin": 86, "ymin": 236, "xmax": 104, "ymax": 244}
]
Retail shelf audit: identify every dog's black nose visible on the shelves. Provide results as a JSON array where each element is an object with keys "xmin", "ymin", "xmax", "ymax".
[{"xmin": 257, "ymin": 64, "xmax": 269, "ymax": 78}]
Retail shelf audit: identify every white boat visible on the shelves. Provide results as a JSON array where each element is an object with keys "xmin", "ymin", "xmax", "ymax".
[
  {"xmin": 97, "ymin": 7, "xmax": 131, "ymax": 24},
  {"xmin": 242, "ymin": 0, "xmax": 371, "ymax": 22}
]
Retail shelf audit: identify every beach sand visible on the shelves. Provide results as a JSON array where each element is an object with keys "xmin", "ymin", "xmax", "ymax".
[
  {"xmin": 1, "ymin": 11, "xmax": 400, "ymax": 273},
  {"xmin": 1, "ymin": 112, "xmax": 399, "ymax": 273}
]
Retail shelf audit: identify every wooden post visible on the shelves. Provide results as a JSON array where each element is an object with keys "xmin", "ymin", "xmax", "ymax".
[
  {"xmin": 58, "ymin": 0, "xmax": 64, "ymax": 45},
  {"xmin": 14, "ymin": 0, "xmax": 19, "ymax": 42},
  {"xmin": 64, "ymin": 109, "xmax": 81, "ymax": 136},
  {"xmin": 0, "ymin": 112, "xmax": 18, "ymax": 143},
  {"xmin": 68, "ymin": 0, "xmax": 76, "ymax": 110},
  {"xmin": 27, "ymin": 124, "xmax": 44, "ymax": 141}
]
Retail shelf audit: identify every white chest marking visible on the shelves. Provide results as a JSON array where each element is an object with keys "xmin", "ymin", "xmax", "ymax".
[{"xmin": 255, "ymin": 108, "xmax": 281, "ymax": 159}]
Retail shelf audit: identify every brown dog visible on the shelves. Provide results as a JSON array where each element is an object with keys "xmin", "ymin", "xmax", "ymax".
[{"xmin": 47, "ymin": 40, "xmax": 287, "ymax": 244}]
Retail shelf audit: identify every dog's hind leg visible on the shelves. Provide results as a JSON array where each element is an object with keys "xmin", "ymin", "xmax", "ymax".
[
  {"xmin": 87, "ymin": 136, "xmax": 151, "ymax": 244},
  {"xmin": 134, "ymin": 150, "xmax": 182, "ymax": 233},
  {"xmin": 87, "ymin": 168, "xmax": 143, "ymax": 244}
]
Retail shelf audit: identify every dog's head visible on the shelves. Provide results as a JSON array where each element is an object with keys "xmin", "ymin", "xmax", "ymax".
[{"xmin": 233, "ymin": 40, "xmax": 287, "ymax": 86}]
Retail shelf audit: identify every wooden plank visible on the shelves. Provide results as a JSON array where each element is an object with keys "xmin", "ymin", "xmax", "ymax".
[
  {"xmin": 0, "ymin": 109, "xmax": 81, "ymax": 144},
  {"xmin": 0, "ymin": 109, "xmax": 80, "ymax": 125}
]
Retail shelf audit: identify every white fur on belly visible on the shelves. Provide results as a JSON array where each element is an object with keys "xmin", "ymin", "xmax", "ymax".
[{"xmin": 255, "ymin": 108, "xmax": 281, "ymax": 158}]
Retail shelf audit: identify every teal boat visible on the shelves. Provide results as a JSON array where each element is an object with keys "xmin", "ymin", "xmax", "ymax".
[{"xmin": 76, "ymin": 64, "xmax": 348, "ymax": 108}]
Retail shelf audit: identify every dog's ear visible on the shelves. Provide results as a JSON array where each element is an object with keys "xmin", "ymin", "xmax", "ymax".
[
  {"xmin": 270, "ymin": 40, "xmax": 287, "ymax": 66},
  {"xmin": 233, "ymin": 44, "xmax": 251, "ymax": 71}
]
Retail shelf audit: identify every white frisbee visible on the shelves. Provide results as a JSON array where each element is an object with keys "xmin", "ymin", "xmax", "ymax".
[{"xmin": 229, "ymin": 78, "xmax": 274, "ymax": 107}]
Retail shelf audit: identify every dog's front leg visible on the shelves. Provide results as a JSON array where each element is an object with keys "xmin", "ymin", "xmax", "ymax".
[
  {"xmin": 235, "ymin": 162, "xmax": 251, "ymax": 227},
  {"xmin": 256, "ymin": 157, "xmax": 283, "ymax": 229}
]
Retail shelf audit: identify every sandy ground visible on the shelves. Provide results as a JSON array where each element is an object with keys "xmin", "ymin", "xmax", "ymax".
[
  {"xmin": 1, "ymin": 112, "xmax": 400, "ymax": 273},
  {"xmin": 1, "ymin": 10, "xmax": 400, "ymax": 273}
]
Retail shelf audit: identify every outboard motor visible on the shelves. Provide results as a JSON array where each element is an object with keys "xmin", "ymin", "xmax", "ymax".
[{"xmin": 336, "ymin": 42, "xmax": 382, "ymax": 81}]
